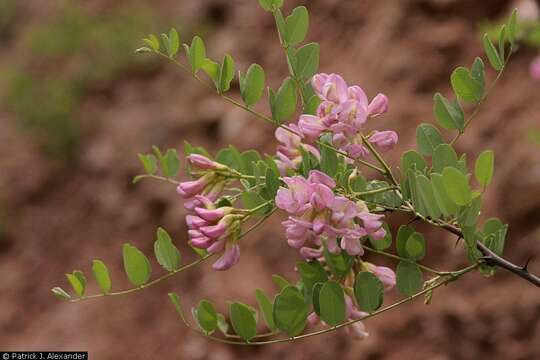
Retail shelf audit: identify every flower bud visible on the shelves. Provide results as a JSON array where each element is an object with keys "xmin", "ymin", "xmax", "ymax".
[
  {"xmin": 368, "ymin": 130, "xmax": 398, "ymax": 152},
  {"xmin": 187, "ymin": 154, "xmax": 225, "ymax": 170},
  {"xmin": 212, "ymin": 242, "xmax": 240, "ymax": 271},
  {"xmin": 366, "ymin": 263, "xmax": 396, "ymax": 290},
  {"xmin": 367, "ymin": 93, "xmax": 389, "ymax": 117}
]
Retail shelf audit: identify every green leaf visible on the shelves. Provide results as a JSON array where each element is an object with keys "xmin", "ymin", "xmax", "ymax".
[
  {"xmin": 154, "ymin": 227, "xmax": 181, "ymax": 272},
  {"xmin": 416, "ymin": 124, "xmax": 444, "ymax": 156},
  {"xmin": 297, "ymin": 261, "xmax": 328, "ymax": 303},
  {"xmin": 323, "ymin": 245, "xmax": 354, "ymax": 278},
  {"xmin": 284, "ymin": 6, "xmax": 309, "ymax": 46},
  {"xmin": 66, "ymin": 271, "xmax": 86, "ymax": 297},
  {"xmin": 51, "ymin": 287, "xmax": 71, "ymax": 301},
  {"xmin": 138, "ymin": 153, "xmax": 158, "ymax": 174},
  {"xmin": 201, "ymin": 58, "xmax": 220, "ymax": 86},
  {"xmin": 311, "ymin": 282, "xmax": 323, "ymax": 315},
  {"xmin": 218, "ymin": 54, "xmax": 235, "ymax": 93},
  {"xmin": 265, "ymin": 167, "xmax": 280, "ymax": 198},
  {"xmin": 416, "ymin": 174, "xmax": 442, "ymax": 220},
  {"xmin": 295, "ymin": 43, "xmax": 320, "ymax": 80},
  {"xmin": 354, "ymin": 272, "xmax": 384, "ymax": 313},
  {"xmin": 241, "ymin": 64, "xmax": 265, "ymax": 107},
  {"xmin": 396, "ymin": 261, "xmax": 423, "ymax": 296},
  {"xmin": 272, "ymin": 274, "xmax": 291, "ymax": 290},
  {"xmin": 92, "ymin": 260, "xmax": 111, "ymax": 294},
  {"xmin": 396, "ymin": 225, "xmax": 415, "ymax": 258},
  {"xmin": 273, "ymin": 286, "xmax": 308, "ymax": 337},
  {"xmin": 241, "ymin": 191, "xmax": 268, "ymax": 215},
  {"xmin": 498, "ymin": 25, "xmax": 506, "ymax": 60},
  {"xmin": 432, "ymin": 144, "xmax": 458, "ymax": 173},
  {"xmin": 194, "ymin": 299, "xmax": 218, "ymax": 334},
  {"xmin": 188, "ymin": 36, "xmax": 206, "ymax": 74},
  {"xmin": 442, "ymin": 166, "xmax": 472, "ymax": 206},
  {"xmin": 163, "ymin": 149, "xmax": 180, "ymax": 178},
  {"xmin": 405, "ymin": 232, "xmax": 426, "ymax": 261},
  {"xmin": 271, "ymin": 77, "xmax": 297, "ymax": 123},
  {"xmin": 320, "ymin": 140, "xmax": 338, "ymax": 177},
  {"xmin": 145, "ymin": 34, "xmax": 160, "ymax": 51},
  {"xmin": 318, "ymin": 281, "xmax": 346, "ymax": 326},
  {"xmin": 255, "ymin": 289, "xmax": 276, "ymax": 331},
  {"xmin": 481, "ymin": 218, "xmax": 507, "ymax": 256},
  {"xmin": 451, "ymin": 67, "xmax": 483, "ymax": 102},
  {"xmin": 401, "ymin": 150, "xmax": 426, "ymax": 174},
  {"xmin": 483, "ymin": 34, "xmax": 504, "ymax": 71},
  {"xmin": 168, "ymin": 28, "xmax": 180, "ymax": 57},
  {"xmin": 458, "ymin": 195, "xmax": 482, "ymax": 227},
  {"xmin": 122, "ymin": 244, "xmax": 151, "ymax": 286},
  {"xmin": 217, "ymin": 314, "xmax": 229, "ymax": 335},
  {"xmin": 259, "ymin": 0, "xmax": 282, "ymax": 11},
  {"xmin": 433, "ymin": 93, "xmax": 464, "ymax": 131},
  {"xmin": 304, "ymin": 94, "xmax": 321, "ymax": 115},
  {"xmin": 508, "ymin": 9, "xmax": 518, "ymax": 46},
  {"xmin": 474, "ymin": 150, "xmax": 494, "ymax": 187},
  {"xmin": 230, "ymin": 302, "xmax": 257, "ymax": 342},
  {"xmin": 471, "ymin": 57, "xmax": 486, "ymax": 91},
  {"xmin": 431, "ymin": 173, "xmax": 459, "ymax": 217}
]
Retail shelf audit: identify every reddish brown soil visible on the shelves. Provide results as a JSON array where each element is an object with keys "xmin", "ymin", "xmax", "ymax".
[{"xmin": 1, "ymin": 1, "xmax": 540, "ymax": 359}]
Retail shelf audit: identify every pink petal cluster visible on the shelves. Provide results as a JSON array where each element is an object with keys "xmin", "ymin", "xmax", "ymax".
[
  {"xmin": 178, "ymin": 154, "xmax": 241, "ymax": 270},
  {"xmin": 275, "ymin": 73, "xmax": 398, "ymax": 169},
  {"xmin": 275, "ymin": 124, "xmax": 320, "ymax": 175},
  {"xmin": 275, "ymin": 170, "xmax": 387, "ymax": 259}
]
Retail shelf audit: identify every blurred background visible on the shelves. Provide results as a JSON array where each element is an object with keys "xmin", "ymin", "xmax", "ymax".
[{"xmin": 1, "ymin": 0, "xmax": 540, "ymax": 359}]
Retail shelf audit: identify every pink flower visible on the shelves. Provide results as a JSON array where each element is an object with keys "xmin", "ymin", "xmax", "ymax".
[
  {"xmin": 187, "ymin": 154, "xmax": 224, "ymax": 170},
  {"xmin": 367, "ymin": 93, "xmax": 389, "ymax": 117},
  {"xmin": 530, "ymin": 56, "xmax": 540, "ymax": 81},
  {"xmin": 368, "ymin": 130, "xmax": 398, "ymax": 152},
  {"xmin": 367, "ymin": 264, "xmax": 396, "ymax": 290},
  {"xmin": 275, "ymin": 176, "xmax": 313, "ymax": 214},
  {"xmin": 275, "ymin": 124, "xmax": 320, "ymax": 174},
  {"xmin": 313, "ymin": 73, "xmax": 349, "ymax": 104},
  {"xmin": 308, "ymin": 170, "xmax": 336, "ymax": 189},
  {"xmin": 176, "ymin": 173, "xmax": 213, "ymax": 199},
  {"xmin": 348, "ymin": 86, "xmax": 369, "ymax": 109},
  {"xmin": 212, "ymin": 242, "xmax": 240, "ymax": 271},
  {"xmin": 298, "ymin": 114, "xmax": 327, "ymax": 141}
]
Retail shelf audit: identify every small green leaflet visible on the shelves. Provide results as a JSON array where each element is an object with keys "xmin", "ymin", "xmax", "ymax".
[
  {"xmin": 92, "ymin": 260, "xmax": 112, "ymax": 294},
  {"xmin": 474, "ymin": 150, "xmax": 494, "ymax": 187},
  {"xmin": 273, "ymin": 286, "xmax": 308, "ymax": 337},
  {"xmin": 483, "ymin": 34, "xmax": 503, "ymax": 71},
  {"xmin": 433, "ymin": 93, "xmax": 464, "ymax": 132},
  {"xmin": 451, "ymin": 67, "xmax": 484, "ymax": 102},
  {"xmin": 186, "ymin": 36, "xmax": 206, "ymax": 74},
  {"xmin": 416, "ymin": 123, "xmax": 444, "ymax": 156},
  {"xmin": 318, "ymin": 281, "xmax": 346, "ymax": 326},
  {"xmin": 137, "ymin": 153, "xmax": 158, "ymax": 174},
  {"xmin": 122, "ymin": 244, "xmax": 151, "ymax": 286},
  {"xmin": 255, "ymin": 289, "xmax": 276, "ymax": 331},
  {"xmin": 295, "ymin": 43, "xmax": 320, "ymax": 80},
  {"xmin": 240, "ymin": 64, "xmax": 265, "ymax": 107},
  {"xmin": 219, "ymin": 54, "xmax": 235, "ymax": 93},
  {"xmin": 284, "ymin": 6, "xmax": 309, "ymax": 46},
  {"xmin": 432, "ymin": 144, "xmax": 459, "ymax": 173},
  {"xmin": 52, "ymin": 287, "xmax": 71, "ymax": 301},
  {"xmin": 271, "ymin": 77, "xmax": 297, "ymax": 123},
  {"xmin": 230, "ymin": 302, "xmax": 257, "ymax": 342},
  {"xmin": 66, "ymin": 270, "xmax": 86, "ymax": 297},
  {"xmin": 193, "ymin": 299, "xmax": 218, "ymax": 334},
  {"xmin": 154, "ymin": 227, "xmax": 182, "ymax": 272},
  {"xmin": 354, "ymin": 272, "xmax": 384, "ymax": 313},
  {"xmin": 396, "ymin": 261, "xmax": 423, "ymax": 296},
  {"xmin": 442, "ymin": 166, "xmax": 472, "ymax": 206}
]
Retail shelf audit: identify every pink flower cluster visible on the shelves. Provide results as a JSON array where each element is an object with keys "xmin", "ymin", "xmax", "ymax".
[
  {"xmin": 275, "ymin": 73, "xmax": 398, "ymax": 173},
  {"xmin": 276, "ymin": 170, "xmax": 387, "ymax": 259},
  {"xmin": 177, "ymin": 154, "xmax": 242, "ymax": 270}
]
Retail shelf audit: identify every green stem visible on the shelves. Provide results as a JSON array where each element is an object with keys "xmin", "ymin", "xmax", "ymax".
[
  {"xmin": 352, "ymin": 186, "xmax": 398, "ymax": 197},
  {"xmin": 361, "ymin": 134, "xmax": 399, "ymax": 187},
  {"xmin": 362, "ymin": 245, "xmax": 449, "ymax": 275},
  {"xmin": 134, "ymin": 174, "xmax": 180, "ymax": 185}
]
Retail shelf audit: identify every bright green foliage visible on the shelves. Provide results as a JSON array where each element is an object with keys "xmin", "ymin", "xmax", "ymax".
[
  {"xmin": 201, "ymin": 58, "xmax": 220, "ymax": 86},
  {"xmin": 270, "ymin": 77, "xmax": 297, "ymax": 123},
  {"xmin": 297, "ymin": 261, "xmax": 328, "ymax": 304},
  {"xmin": 483, "ymin": 34, "xmax": 503, "ymax": 71},
  {"xmin": 194, "ymin": 300, "xmax": 218, "ymax": 335},
  {"xmin": 432, "ymin": 144, "xmax": 459, "ymax": 173},
  {"xmin": 431, "ymin": 173, "xmax": 459, "ymax": 217},
  {"xmin": 354, "ymin": 272, "xmax": 384, "ymax": 313},
  {"xmin": 320, "ymin": 140, "xmax": 338, "ymax": 177},
  {"xmin": 416, "ymin": 174, "xmax": 442, "ymax": 219},
  {"xmin": 480, "ymin": 218, "xmax": 507, "ymax": 256},
  {"xmin": 507, "ymin": 9, "xmax": 518, "ymax": 46},
  {"xmin": 186, "ymin": 36, "xmax": 206, "ymax": 74},
  {"xmin": 451, "ymin": 67, "xmax": 484, "ymax": 102},
  {"xmin": 319, "ymin": 281, "xmax": 346, "ymax": 326},
  {"xmin": 230, "ymin": 302, "xmax": 257, "ymax": 342},
  {"xmin": 122, "ymin": 244, "xmax": 151, "ymax": 286},
  {"xmin": 219, "ymin": 54, "xmax": 235, "ymax": 93},
  {"xmin": 405, "ymin": 233, "xmax": 426, "ymax": 260},
  {"xmin": 240, "ymin": 64, "xmax": 265, "ymax": 107},
  {"xmin": 272, "ymin": 274, "xmax": 291, "ymax": 290},
  {"xmin": 416, "ymin": 124, "xmax": 444, "ymax": 156},
  {"xmin": 255, "ymin": 289, "xmax": 276, "ymax": 331},
  {"xmin": 369, "ymin": 223, "xmax": 392, "ymax": 250},
  {"xmin": 442, "ymin": 167, "xmax": 472, "ymax": 206},
  {"xmin": 311, "ymin": 283, "xmax": 323, "ymax": 315},
  {"xmin": 154, "ymin": 227, "xmax": 182, "ymax": 272},
  {"xmin": 273, "ymin": 286, "xmax": 308, "ymax": 337},
  {"xmin": 396, "ymin": 225, "xmax": 415, "ymax": 258},
  {"xmin": 458, "ymin": 195, "xmax": 482, "ymax": 227},
  {"xmin": 471, "ymin": 57, "xmax": 486, "ymax": 91},
  {"xmin": 138, "ymin": 153, "xmax": 158, "ymax": 175},
  {"xmin": 396, "ymin": 261, "xmax": 423, "ymax": 296},
  {"xmin": 66, "ymin": 270, "xmax": 86, "ymax": 297},
  {"xmin": 259, "ymin": 0, "xmax": 283, "ymax": 12},
  {"xmin": 92, "ymin": 260, "xmax": 112, "ymax": 294},
  {"xmin": 284, "ymin": 6, "xmax": 309, "ymax": 46},
  {"xmin": 295, "ymin": 43, "xmax": 320, "ymax": 80},
  {"xmin": 401, "ymin": 150, "xmax": 426, "ymax": 174},
  {"xmin": 323, "ymin": 246, "xmax": 354, "ymax": 278},
  {"xmin": 433, "ymin": 93, "xmax": 464, "ymax": 131},
  {"xmin": 475, "ymin": 150, "xmax": 494, "ymax": 187},
  {"xmin": 217, "ymin": 314, "xmax": 229, "ymax": 335}
]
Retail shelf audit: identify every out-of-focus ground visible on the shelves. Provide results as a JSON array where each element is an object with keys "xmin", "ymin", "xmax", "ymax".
[{"xmin": 1, "ymin": 0, "xmax": 540, "ymax": 359}]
